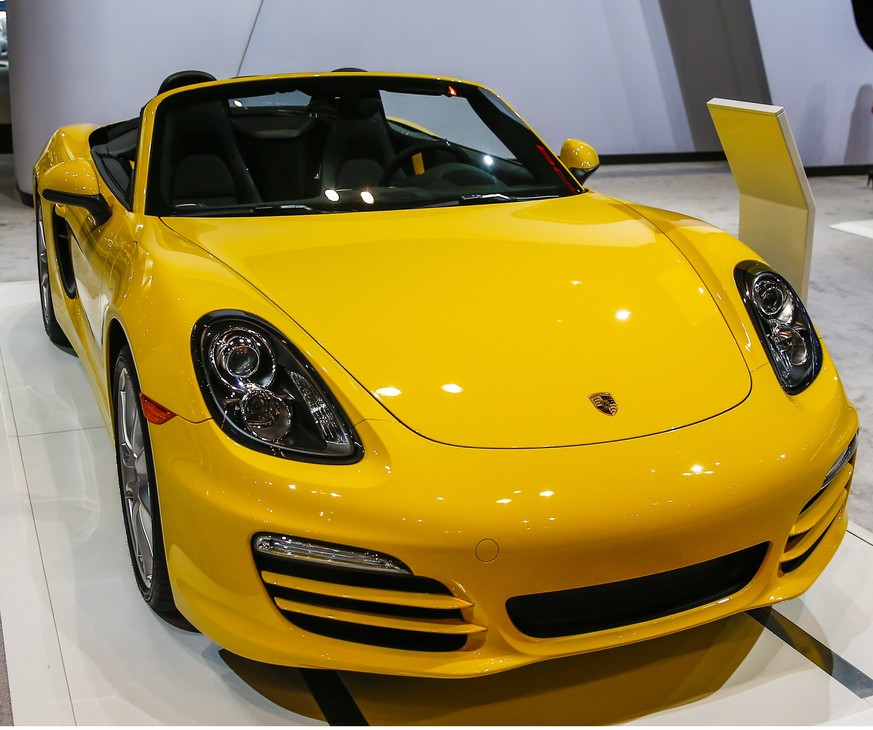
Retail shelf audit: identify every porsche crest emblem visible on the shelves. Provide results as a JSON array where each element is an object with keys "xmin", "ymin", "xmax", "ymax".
[{"xmin": 589, "ymin": 392, "xmax": 618, "ymax": 416}]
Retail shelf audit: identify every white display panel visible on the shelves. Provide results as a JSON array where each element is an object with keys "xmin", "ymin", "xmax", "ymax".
[{"xmin": 708, "ymin": 98, "xmax": 815, "ymax": 298}]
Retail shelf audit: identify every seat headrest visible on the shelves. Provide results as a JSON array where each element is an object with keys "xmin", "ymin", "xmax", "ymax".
[{"xmin": 159, "ymin": 70, "xmax": 217, "ymax": 95}]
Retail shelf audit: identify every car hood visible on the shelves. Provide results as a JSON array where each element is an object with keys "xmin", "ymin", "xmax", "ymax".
[{"xmin": 162, "ymin": 194, "xmax": 751, "ymax": 448}]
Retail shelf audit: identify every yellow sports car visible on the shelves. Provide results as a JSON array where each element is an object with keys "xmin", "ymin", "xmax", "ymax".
[{"xmin": 34, "ymin": 70, "xmax": 858, "ymax": 677}]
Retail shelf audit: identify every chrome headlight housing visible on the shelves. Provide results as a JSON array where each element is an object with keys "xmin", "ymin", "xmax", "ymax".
[
  {"xmin": 193, "ymin": 312, "xmax": 362, "ymax": 463},
  {"xmin": 735, "ymin": 261, "xmax": 822, "ymax": 395}
]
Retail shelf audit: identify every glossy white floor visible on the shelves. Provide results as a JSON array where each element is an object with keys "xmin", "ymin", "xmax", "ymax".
[{"xmin": 0, "ymin": 284, "xmax": 872, "ymax": 725}]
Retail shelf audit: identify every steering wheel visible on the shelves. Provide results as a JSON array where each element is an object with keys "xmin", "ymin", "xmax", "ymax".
[{"xmin": 379, "ymin": 140, "xmax": 468, "ymax": 186}]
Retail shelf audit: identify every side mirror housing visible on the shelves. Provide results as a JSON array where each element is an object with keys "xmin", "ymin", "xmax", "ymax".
[
  {"xmin": 40, "ymin": 159, "xmax": 111, "ymax": 226},
  {"xmin": 560, "ymin": 139, "xmax": 600, "ymax": 185}
]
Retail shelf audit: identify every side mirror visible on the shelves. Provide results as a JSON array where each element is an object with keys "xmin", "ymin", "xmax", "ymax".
[
  {"xmin": 40, "ymin": 159, "xmax": 111, "ymax": 226},
  {"xmin": 560, "ymin": 139, "xmax": 600, "ymax": 185}
]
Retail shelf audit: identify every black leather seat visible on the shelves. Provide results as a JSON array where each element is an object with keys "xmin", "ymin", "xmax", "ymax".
[
  {"xmin": 157, "ymin": 71, "xmax": 261, "ymax": 208},
  {"xmin": 317, "ymin": 96, "xmax": 394, "ymax": 189},
  {"xmin": 171, "ymin": 154, "xmax": 237, "ymax": 206}
]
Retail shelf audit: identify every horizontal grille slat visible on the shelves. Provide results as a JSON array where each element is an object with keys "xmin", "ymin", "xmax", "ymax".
[
  {"xmin": 274, "ymin": 597, "xmax": 486, "ymax": 636},
  {"xmin": 284, "ymin": 613, "xmax": 470, "ymax": 653},
  {"xmin": 791, "ymin": 463, "xmax": 853, "ymax": 537},
  {"xmin": 780, "ymin": 499, "xmax": 847, "ymax": 573},
  {"xmin": 260, "ymin": 569, "xmax": 473, "ymax": 610},
  {"xmin": 780, "ymin": 442, "xmax": 855, "ymax": 574},
  {"xmin": 270, "ymin": 585, "xmax": 464, "ymax": 621},
  {"xmin": 782, "ymin": 491, "xmax": 847, "ymax": 562}
]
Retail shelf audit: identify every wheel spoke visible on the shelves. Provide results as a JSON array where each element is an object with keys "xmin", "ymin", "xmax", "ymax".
[
  {"xmin": 133, "ymin": 499, "xmax": 154, "ymax": 582},
  {"xmin": 118, "ymin": 385, "xmax": 138, "ymax": 467},
  {"xmin": 36, "ymin": 205, "xmax": 52, "ymax": 323}
]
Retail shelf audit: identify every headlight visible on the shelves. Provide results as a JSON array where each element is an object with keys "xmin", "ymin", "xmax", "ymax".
[
  {"xmin": 193, "ymin": 312, "xmax": 362, "ymax": 463},
  {"xmin": 735, "ymin": 261, "xmax": 822, "ymax": 395}
]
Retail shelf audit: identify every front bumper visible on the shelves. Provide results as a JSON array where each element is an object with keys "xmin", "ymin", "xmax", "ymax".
[{"xmin": 150, "ymin": 365, "xmax": 858, "ymax": 677}]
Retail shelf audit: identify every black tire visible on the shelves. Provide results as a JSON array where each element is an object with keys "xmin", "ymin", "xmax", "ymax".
[
  {"xmin": 113, "ymin": 346, "xmax": 177, "ymax": 614},
  {"xmin": 35, "ymin": 196, "xmax": 71, "ymax": 347}
]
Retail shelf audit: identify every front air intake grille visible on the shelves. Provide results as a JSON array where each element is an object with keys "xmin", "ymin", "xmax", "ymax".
[
  {"xmin": 254, "ymin": 546, "xmax": 485, "ymax": 653},
  {"xmin": 780, "ymin": 436, "xmax": 856, "ymax": 573},
  {"xmin": 506, "ymin": 542, "xmax": 769, "ymax": 639}
]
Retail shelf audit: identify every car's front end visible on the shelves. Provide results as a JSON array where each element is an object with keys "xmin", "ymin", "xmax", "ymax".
[{"xmin": 148, "ymin": 358, "xmax": 856, "ymax": 677}]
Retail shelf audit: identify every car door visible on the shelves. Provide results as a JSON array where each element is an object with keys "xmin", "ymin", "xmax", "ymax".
[{"xmin": 64, "ymin": 204, "xmax": 125, "ymax": 353}]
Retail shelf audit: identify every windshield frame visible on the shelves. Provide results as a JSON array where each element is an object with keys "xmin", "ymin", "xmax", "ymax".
[{"xmin": 144, "ymin": 73, "xmax": 581, "ymax": 218}]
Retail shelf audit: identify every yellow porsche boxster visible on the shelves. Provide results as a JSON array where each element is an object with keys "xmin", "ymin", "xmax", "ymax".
[{"xmin": 33, "ymin": 71, "xmax": 858, "ymax": 677}]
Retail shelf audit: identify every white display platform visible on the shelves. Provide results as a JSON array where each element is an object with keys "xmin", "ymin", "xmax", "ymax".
[{"xmin": 1, "ymin": 280, "xmax": 872, "ymax": 725}]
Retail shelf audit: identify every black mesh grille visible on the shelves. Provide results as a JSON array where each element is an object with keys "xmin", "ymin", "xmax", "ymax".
[{"xmin": 506, "ymin": 542, "xmax": 769, "ymax": 639}]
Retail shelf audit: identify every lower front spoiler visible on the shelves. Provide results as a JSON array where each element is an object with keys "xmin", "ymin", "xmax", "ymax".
[{"xmin": 167, "ymin": 499, "xmax": 850, "ymax": 678}]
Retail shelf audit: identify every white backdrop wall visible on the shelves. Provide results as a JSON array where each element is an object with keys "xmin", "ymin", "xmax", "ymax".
[
  {"xmin": 238, "ymin": 0, "xmax": 694, "ymax": 158},
  {"xmin": 5, "ymin": 0, "xmax": 697, "ymax": 196},
  {"xmin": 8, "ymin": 0, "xmax": 873, "ymax": 195},
  {"xmin": 7, "ymin": 0, "xmax": 262, "ymax": 195},
  {"xmin": 751, "ymin": 0, "xmax": 873, "ymax": 167}
]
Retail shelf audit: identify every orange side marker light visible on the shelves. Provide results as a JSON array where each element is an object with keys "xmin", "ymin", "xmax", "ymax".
[{"xmin": 140, "ymin": 393, "xmax": 176, "ymax": 424}]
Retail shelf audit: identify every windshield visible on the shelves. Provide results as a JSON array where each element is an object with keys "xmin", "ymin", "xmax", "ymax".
[{"xmin": 146, "ymin": 75, "xmax": 580, "ymax": 217}]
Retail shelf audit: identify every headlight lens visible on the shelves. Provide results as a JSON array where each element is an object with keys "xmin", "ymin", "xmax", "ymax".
[
  {"xmin": 735, "ymin": 261, "xmax": 822, "ymax": 394},
  {"xmin": 193, "ymin": 312, "xmax": 362, "ymax": 463}
]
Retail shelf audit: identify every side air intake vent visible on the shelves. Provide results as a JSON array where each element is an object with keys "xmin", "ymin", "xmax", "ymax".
[{"xmin": 253, "ymin": 534, "xmax": 485, "ymax": 652}]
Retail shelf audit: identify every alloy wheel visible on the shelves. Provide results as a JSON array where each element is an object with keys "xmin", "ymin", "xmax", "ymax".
[{"xmin": 116, "ymin": 364, "xmax": 154, "ymax": 590}]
